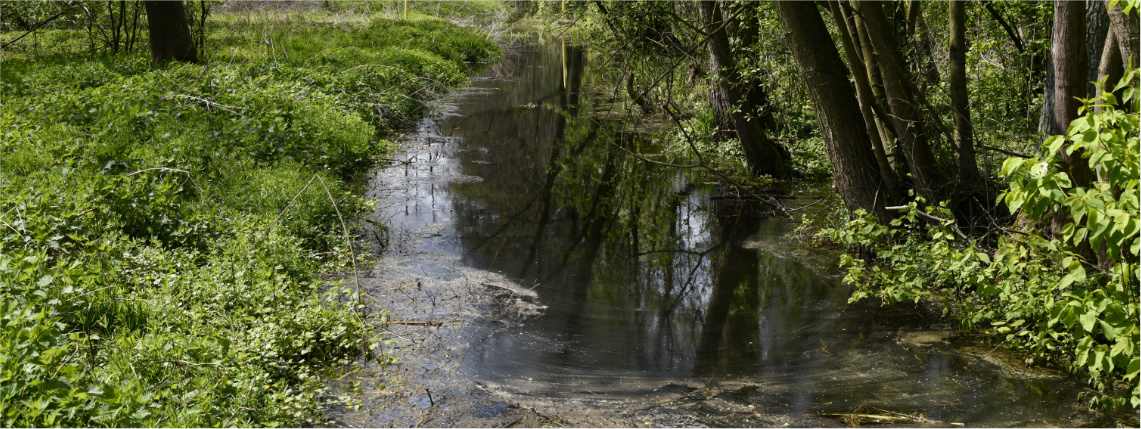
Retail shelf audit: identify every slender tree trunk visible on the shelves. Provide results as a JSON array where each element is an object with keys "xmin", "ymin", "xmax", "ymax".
[
  {"xmin": 722, "ymin": 1, "xmax": 777, "ymax": 132},
  {"xmin": 908, "ymin": 2, "xmax": 940, "ymax": 93},
  {"xmin": 949, "ymin": 0, "xmax": 981, "ymax": 188},
  {"xmin": 847, "ymin": 2, "xmax": 900, "ymax": 171},
  {"xmin": 828, "ymin": 1, "xmax": 901, "ymax": 204},
  {"xmin": 854, "ymin": 0, "xmax": 945, "ymax": 203},
  {"xmin": 1053, "ymin": 0, "xmax": 1091, "ymax": 188},
  {"xmin": 1052, "ymin": 0, "xmax": 1095, "ymax": 261},
  {"xmin": 698, "ymin": 0, "xmax": 786, "ymax": 177},
  {"xmin": 1086, "ymin": 0, "xmax": 1111, "ymax": 99},
  {"xmin": 1099, "ymin": 29, "xmax": 1124, "ymax": 107},
  {"xmin": 1105, "ymin": 0, "xmax": 1140, "ymax": 71},
  {"xmin": 774, "ymin": 1, "xmax": 892, "ymax": 222},
  {"xmin": 144, "ymin": 0, "xmax": 197, "ymax": 63},
  {"xmin": 983, "ymin": 2, "xmax": 1025, "ymax": 53},
  {"xmin": 1095, "ymin": 28, "xmax": 1123, "ymax": 270}
]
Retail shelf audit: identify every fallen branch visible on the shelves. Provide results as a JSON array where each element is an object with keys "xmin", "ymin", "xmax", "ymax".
[
  {"xmin": 980, "ymin": 144, "xmax": 1032, "ymax": 159},
  {"xmin": 163, "ymin": 94, "xmax": 241, "ymax": 115},
  {"xmin": 1, "ymin": 2, "xmax": 80, "ymax": 50},
  {"xmin": 817, "ymin": 406, "xmax": 938, "ymax": 426},
  {"xmin": 884, "ymin": 205, "xmax": 968, "ymax": 239},
  {"xmin": 388, "ymin": 321, "xmax": 442, "ymax": 327}
]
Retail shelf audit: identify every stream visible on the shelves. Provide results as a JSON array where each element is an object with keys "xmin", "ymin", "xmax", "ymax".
[{"xmin": 325, "ymin": 44, "xmax": 1120, "ymax": 427}]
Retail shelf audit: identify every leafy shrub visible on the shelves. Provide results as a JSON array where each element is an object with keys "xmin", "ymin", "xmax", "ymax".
[{"xmin": 824, "ymin": 71, "xmax": 1140, "ymax": 410}]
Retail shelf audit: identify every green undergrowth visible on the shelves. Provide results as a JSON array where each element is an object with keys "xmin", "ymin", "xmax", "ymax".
[
  {"xmin": 821, "ymin": 74, "xmax": 1140, "ymax": 411},
  {"xmin": 0, "ymin": 9, "xmax": 498, "ymax": 427}
]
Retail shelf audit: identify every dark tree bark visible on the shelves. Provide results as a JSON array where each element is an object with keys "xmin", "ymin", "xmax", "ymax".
[
  {"xmin": 722, "ymin": 1, "xmax": 777, "ymax": 133},
  {"xmin": 144, "ymin": 0, "xmax": 197, "ymax": 63},
  {"xmin": 774, "ymin": 1, "xmax": 892, "ymax": 222},
  {"xmin": 1086, "ymin": 0, "xmax": 1111, "ymax": 99},
  {"xmin": 1039, "ymin": 50, "xmax": 1061, "ymax": 137},
  {"xmin": 1053, "ymin": 0, "xmax": 1091, "ymax": 188},
  {"xmin": 1051, "ymin": 0, "xmax": 1095, "ymax": 261},
  {"xmin": 1099, "ymin": 29, "xmax": 1124, "ymax": 107},
  {"xmin": 828, "ymin": 0, "xmax": 901, "ymax": 204},
  {"xmin": 847, "ymin": 3, "xmax": 900, "ymax": 162},
  {"xmin": 854, "ymin": 1, "xmax": 945, "ymax": 203},
  {"xmin": 1105, "ymin": 0, "xmax": 1140, "ymax": 71},
  {"xmin": 698, "ymin": 0, "xmax": 787, "ymax": 177},
  {"xmin": 1040, "ymin": 0, "xmax": 1112, "ymax": 138},
  {"xmin": 949, "ymin": 0, "xmax": 982, "ymax": 189}
]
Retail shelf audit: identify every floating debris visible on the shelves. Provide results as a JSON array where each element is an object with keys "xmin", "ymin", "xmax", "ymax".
[{"xmin": 817, "ymin": 405, "xmax": 937, "ymax": 427}]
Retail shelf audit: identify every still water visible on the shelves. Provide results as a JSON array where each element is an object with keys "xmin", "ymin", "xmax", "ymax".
[{"xmin": 360, "ymin": 43, "xmax": 1110, "ymax": 426}]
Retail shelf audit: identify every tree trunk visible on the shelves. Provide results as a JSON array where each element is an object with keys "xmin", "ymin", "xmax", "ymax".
[
  {"xmin": 828, "ymin": 0, "xmax": 901, "ymax": 204},
  {"xmin": 854, "ymin": 1, "xmax": 945, "ymax": 203},
  {"xmin": 722, "ymin": 1, "xmax": 777, "ymax": 133},
  {"xmin": 1051, "ymin": 0, "xmax": 1095, "ymax": 261},
  {"xmin": 1041, "ymin": 0, "xmax": 1114, "ymax": 138},
  {"xmin": 1086, "ymin": 0, "xmax": 1111, "ymax": 99},
  {"xmin": 1105, "ymin": 0, "xmax": 1139, "ymax": 71},
  {"xmin": 144, "ymin": 0, "xmax": 197, "ymax": 63},
  {"xmin": 847, "ymin": 2, "xmax": 900, "ymax": 172},
  {"xmin": 949, "ymin": 0, "xmax": 981, "ymax": 188},
  {"xmin": 698, "ymin": 0, "xmax": 787, "ymax": 177},
  {"xmin": 1098, "ymin": 29, "xmax": 1124, "ymax": 108},
  {"xmin": 1053, "ymin": 0, "xmax": 1091, "ymax": 188},
  {"xmin": 774, "ymin": 1, "xmax": 892, "ymax": 222}
]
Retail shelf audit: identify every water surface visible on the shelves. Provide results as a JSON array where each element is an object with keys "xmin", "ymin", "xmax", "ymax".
[{"xmin": 360, "ymin": 43, "xmax": 1112, "ymax": 427}]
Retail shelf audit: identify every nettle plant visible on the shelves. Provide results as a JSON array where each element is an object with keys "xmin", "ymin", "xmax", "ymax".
[{"xmin": 1000, "ymin": 68, "xmax": 1139, "ymax": 408}]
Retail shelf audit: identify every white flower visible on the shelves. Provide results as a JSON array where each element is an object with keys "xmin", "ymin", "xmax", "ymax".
[{"xmin": 1030, "ymin": 162, "xmax": 1048, "ymax": 179}]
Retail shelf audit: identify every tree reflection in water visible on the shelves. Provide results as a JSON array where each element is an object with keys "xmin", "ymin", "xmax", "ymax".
[{"xmin": 412, "ymin": 43, "xmax": 1104, "ymax": 424}]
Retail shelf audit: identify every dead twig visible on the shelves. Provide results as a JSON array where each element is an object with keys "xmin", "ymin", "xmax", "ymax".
[
  {"xmin": 388, "ymin": 321, "xmax": 442, "ymax": 327},
  {"xmin": 163, "ymin": 94, "xmax": 241, "ymax": 115},
  {"xmin": 1, "ymin": 2, "xmax": 80, "ymax": 50},
  {"xmin": 884, "ymin": 205, "xmax": 968, "ymax": 239}
]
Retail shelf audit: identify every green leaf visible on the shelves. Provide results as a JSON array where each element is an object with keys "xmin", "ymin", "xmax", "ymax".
[
  {"xmin": 1092, "ymin": 348, "xmax": 1108, "ymax": 372},
  {"xmin": 1079, "ymin": 311, "xmax": 1098, "ymax": 333},
  {"xmin": 976, "ymin": 251, "xmax": 991, "ymax": 264},
  {"xmin": 1053, "ymin": 172, "xmax": 1072, "ymax": 189},
  {"xmin": 1099, "ymin": 320, "xmax": 1118, "ymax": 341},
  {"xmin": 1060, "ymin": 264, "xmax": 1086, "ymax": 289},
  {"xmin": 1001, "ymin": 157, "xmax": 1027, "ymax": 176},
  {"xmin": 1045, "ymin": 136, "xmax": 1066, "ymax": 156}
]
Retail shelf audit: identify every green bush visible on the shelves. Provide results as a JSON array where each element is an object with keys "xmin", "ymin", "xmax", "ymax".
[{"xmin": 824, "ymin": 71, "xmax": 1140, "ymax": 410}]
